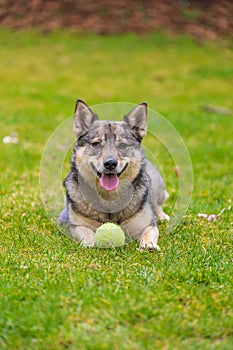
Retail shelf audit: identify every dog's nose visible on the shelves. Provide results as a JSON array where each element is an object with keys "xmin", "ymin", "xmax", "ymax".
[{"xmin": 103, "ymin": 158, "xmax": 118, "ymax": 171}]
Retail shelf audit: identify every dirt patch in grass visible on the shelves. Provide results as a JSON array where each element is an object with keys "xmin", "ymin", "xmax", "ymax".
[{"xmin": 0, "ymin": 0, "xmax": 232, "ymax": 40}]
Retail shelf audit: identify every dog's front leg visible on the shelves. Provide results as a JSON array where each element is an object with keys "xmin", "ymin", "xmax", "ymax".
[
  {"xmin": 70, "ymin": 225, "xmax": 95, "ymax": 247},
  {"xmin": 139, "ymin": 225, "xmax": 160, "ymax": 252}
]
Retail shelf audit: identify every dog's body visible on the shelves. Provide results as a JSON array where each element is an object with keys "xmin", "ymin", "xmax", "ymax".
[{"xmin": 63, "ymin": 100, "xmax": 169, "ymax": 250}]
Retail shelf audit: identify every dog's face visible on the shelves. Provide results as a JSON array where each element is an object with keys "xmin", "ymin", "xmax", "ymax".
[{"xmin": 72, "ymin": 100, "xmax": 147, "ymax": 192}]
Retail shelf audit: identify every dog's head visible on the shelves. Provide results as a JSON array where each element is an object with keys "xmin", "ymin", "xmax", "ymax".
[{"xmin": 72, "ymin": 100, "xmax": 147, "ymax": 192}]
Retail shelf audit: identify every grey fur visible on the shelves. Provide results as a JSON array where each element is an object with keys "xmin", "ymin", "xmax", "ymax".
[{"xmin": 63, "ymin": 100, "xmax": 169, "ymax": 250}]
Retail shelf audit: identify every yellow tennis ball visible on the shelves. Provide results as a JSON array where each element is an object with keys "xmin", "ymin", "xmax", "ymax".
[{"xmin": 94, "ymin": 223, "xmax": 125, "ymax": 248}]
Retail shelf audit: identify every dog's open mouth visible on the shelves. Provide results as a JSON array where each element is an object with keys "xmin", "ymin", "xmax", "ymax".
[
  {"xmin": 99, "ymin": 173, "xmax": 119, "ymax": 191},
  {"xmin": 92, "ymin": 164, "xmax": 128, "ymax": 191}
]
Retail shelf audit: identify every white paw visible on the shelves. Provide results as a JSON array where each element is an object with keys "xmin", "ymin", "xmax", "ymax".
[
  {"xmin": 138, "ymin": 241, "xmax": 161, "ymax": 252},
  {"xmin": 157, "ymin": 211, "xmax": 170, "ymax": 221},
  {"xmin": 70, "ymin": 226, "xmax": 95, "ymax": 247},
  {"xmin": 80, "ymin": 240, "xmax": 95, "ymax": 248},
  {"xmin": 139, "ymin": 225, "xmax": 160, "ymax": 252}
]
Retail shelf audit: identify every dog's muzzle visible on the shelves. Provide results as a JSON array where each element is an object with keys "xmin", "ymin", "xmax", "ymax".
[{"xmin": 91, "ymin": 161, "xmax": 128, "ymax": 192}]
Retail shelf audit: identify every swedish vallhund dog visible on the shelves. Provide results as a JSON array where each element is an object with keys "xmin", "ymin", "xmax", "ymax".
[{"xmin": 60, "ymin": 100, "xmax": 169, "ymax": 251}]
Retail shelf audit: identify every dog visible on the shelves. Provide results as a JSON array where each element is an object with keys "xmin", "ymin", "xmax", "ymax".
[{"xmin": 61, "ymin": 99, "xmax": 169, "ymax": 251}]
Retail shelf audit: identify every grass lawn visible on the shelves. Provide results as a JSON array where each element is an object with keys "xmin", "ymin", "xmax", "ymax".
[{"xmin": 0, "ymin": 29, "xmax": 232, "ymax": 349}]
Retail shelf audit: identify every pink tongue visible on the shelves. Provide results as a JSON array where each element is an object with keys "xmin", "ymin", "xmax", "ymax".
[{"xmin": 100, "ymin": 173, "xmax": 119, "ymax": 191}]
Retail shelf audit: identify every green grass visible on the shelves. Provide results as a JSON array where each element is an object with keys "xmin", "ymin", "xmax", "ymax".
[{"xmin": 0, "ymin": 29, "xmax": 233, "ymax": 349}]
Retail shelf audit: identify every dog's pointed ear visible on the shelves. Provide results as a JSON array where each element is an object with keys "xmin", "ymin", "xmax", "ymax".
[
  {"xmin": 73, "ymin": 99, "xmax": 98, "ymax": 137},
  {"xmin": 123, "ymin": 102, "xmax": 147, "ymax": 140}
]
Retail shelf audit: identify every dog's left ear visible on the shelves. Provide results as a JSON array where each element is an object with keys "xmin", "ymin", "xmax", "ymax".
[
  {"xmin": 123, "ymin": 102, "xmax": 147, "ymax": 140},
  {"xmin": 73, "ymin": 99, "xmax": 98, "ymax": 137}
]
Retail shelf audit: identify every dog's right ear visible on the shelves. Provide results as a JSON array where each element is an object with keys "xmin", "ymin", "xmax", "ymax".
[{"xmin": 73, "ymin": 99, "xmax": 98, "ymax": 137}]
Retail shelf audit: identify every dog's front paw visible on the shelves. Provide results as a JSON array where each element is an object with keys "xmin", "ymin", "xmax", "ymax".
[
  {"xmin": 139, "ymin": 225, "xmax": 160, "ymax": 252},
  {"xmin": 138, "ymin": 242, "xmax": 161, "ymax": 252},
  {"xmin": 159, "ymin": 212, "xmax": 170, "ymax": 221},
  {"xmin": 156, "ymin": 208, "xmax": 170, "ymax": 221},
  {"xmin": 70, "ymin": 226, "xmax": 95, "ymax": 248}
]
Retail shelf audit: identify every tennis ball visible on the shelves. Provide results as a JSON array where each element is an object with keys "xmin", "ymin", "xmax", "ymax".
[{"xmin": 94, "ymin": 223, "xmax": 125, "ymax": 248}]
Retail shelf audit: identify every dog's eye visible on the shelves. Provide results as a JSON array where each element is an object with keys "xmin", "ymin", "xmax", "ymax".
[
  {"xmin": 119, "ymin": 143, "xmax": 128, "ymax": 151},
  {"xmin": 78, "ymin": 139, "xmax": 85, "ymax": 147},
  {"xmin": 91, "ymin": 142, "xmax": 101, "ymax": 149}
]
